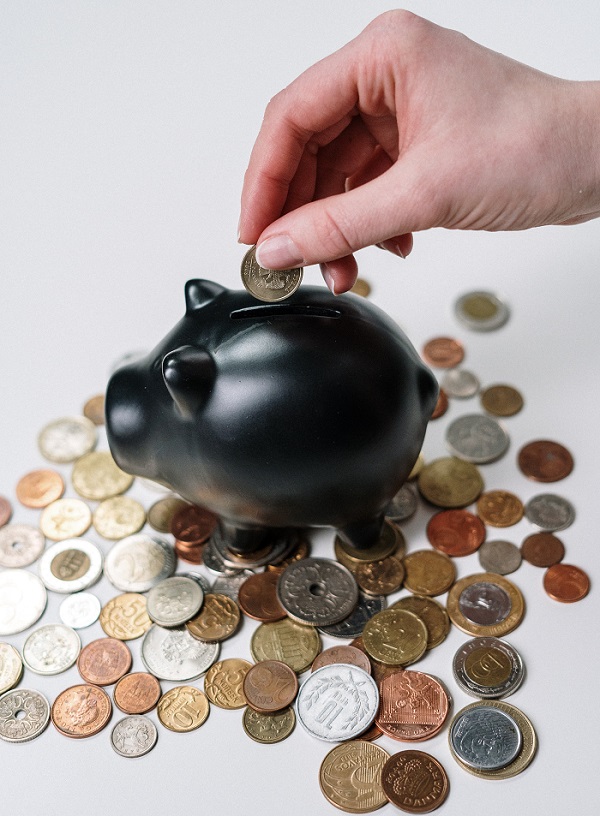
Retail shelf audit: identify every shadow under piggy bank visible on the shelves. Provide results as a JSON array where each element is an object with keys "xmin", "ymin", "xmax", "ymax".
[{"xmin": 105, "ymin": 280, "xmax": 438, "ymax": 553}]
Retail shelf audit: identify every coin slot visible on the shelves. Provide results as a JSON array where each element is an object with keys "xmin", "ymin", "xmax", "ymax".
[
  {"xmin": 309, "ymin": 582, "xmax": 327, "ymax": 597},
  {"xmin": 230, "ymin": 305, "xmax": 341, "ymax": 320}
]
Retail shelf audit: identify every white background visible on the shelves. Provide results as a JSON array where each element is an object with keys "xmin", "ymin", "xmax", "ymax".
[{"xmin": 1, "ymin": 2, "xmax": 599, "ymax": 815}]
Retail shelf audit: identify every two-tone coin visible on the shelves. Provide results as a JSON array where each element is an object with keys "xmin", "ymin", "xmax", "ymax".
[
  {"xmin": 104, "ymin": 534, "xmax": 176, "ymax": 592},
  {"xmin": 447, "ymin": 573, "xmax": 525, "ymax": 636},
  {"xmin": 454, "ymin": 290, "xmax": 510, "ymax": 331},
  {"xmin": 38, "ymin": 538, "xmax": 103, "ymax": 593},
  {"xmin": 453, "ymin": 637, "xmax": 525, "ymax": 699}
]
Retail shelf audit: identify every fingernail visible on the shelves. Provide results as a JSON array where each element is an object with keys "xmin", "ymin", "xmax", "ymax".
[
  {"xmin": 390, "ymin": 240, "xmax": 406, "ymax": 259},
  {"xmin": 255, "ymin": 235, "xmax": 304, "ymax": 269},
  {"xmin": 320, "ymin": 263, "xmax": 338, "ymax": 295}
]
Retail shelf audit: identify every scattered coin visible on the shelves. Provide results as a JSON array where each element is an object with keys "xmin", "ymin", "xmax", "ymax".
[
  {"xmin": 15, "ymin": 468, "xmax": 65, "ymax": 508},
  {"xmin": 0, "ymin": 569, "xmax": 47, "ymax": 635},
  {"xmin": 0, "ymin": 643, "xmax": 24, "ymax": 694},
  {"xmin": 39, "ymin": 497, "xmax": 92, "ymax": 541},
  {"xmin": 521, "ymin": 532, "xmax": 565, "ymax": 567},
  {"xmin": 426, "ymin": 509, "xmax": 486, "ymax": 557},
  {"xmin": 204, "ymin": 658, "xmax": 252, "ymax": 709},
  {"xmin": 141, "ymin": 625, "xmax": 220, "ymax": 681},
  {"xmin": 354, "ymin": 556, "xmax": 405, "ymax": 596},
  {"xmin": 311, "ymin": 644, "xmax": 372, "ymax": 674},
  {"xmin": 422, "ymin": 337, "xmax": 464, "ymax": 368},
  {"xmin": 454, "ymin": 290, "xmax": 510, "ymax": 331},
  {"xmin": 381, "ymin": 749, "xmax": 449, "ymax": 812},
  {"xmin": 59, "ymin": 592, "xmax": 102, "ymax": 629},
  {"xmin": 99, "ymin": 592, "xmax": 152, "ymax": 640},
  {"xmin": 441, "ymin": 368, "xmax": 480, "ymax": 399},
  {"xmin": 0, "ymin": 688, "xmax": 50, "ymax": 743},
  {"xmin": 111, "ymin": 714, "xmax": 158, "ymax": 757},
  {"xmin": 243, "ymin": 660, "xmax": 298, "ymax": 713},
  {"xmin": 92, "ymin": 495, "xmax": 146, "ymax": 539},
  {"xmin": 524, "ymin": 493, "xmax": 575, "ymax": 531},
  {"xmin": 51, "ymin": 684, "xmax": 112, "ymax": 738},
  {"xmin": 38, "ymin": 538, "xmax": 103, "ymax": 593},
  {"xmin": 447, "ymin": 573, "xmax": 525, "ymax": 636},
  {"xmin": 480, "ymin": 384, "xmax": 524, "ymax": 416},
  {"xmin": 82, "ymin": 394, "xmax": 105, "ymax": 426},
  {"xmin": 477, "ymin": 540, "xmax": 522, "ymax": 575},
  {"xmin": 318, "ymin": 592, "xmax": 386, "ymax": 640},
  {"xmin": 449, "ymin": 703, "xmax": 522, "ymax": 770},
  {"xmin": 418, "ymin": 457, "xmax": 484, "ymax": 508},
  {"xmin": 476, "ymin": 489, "xmax": 524, "ymax": 527},
  {"xmin": 170, "ymin": 503, "xmax": 218, "ymax": 544},
  {"xmin": 72, "ymin": 450, "xmax": 134, "ymax": 500},
  {"xmin": 266, "ymin": 535, "xmax": 311, "ymax": 573},
  {"xmin": 350, "ymin": 278, "xmax": 371, "ymax": 297},
  {"xmin": 430, "ymin": 387, "xmax": 449, "ymax": 420},
  {"xmin": 146, "ymin": 576, "xmax": 204, "ymax": 627},
  {"xmin": 319, "ymin": 741, "xmax": 390, "ymax": 812},
  {"xmin": 363, "ymin": 608, "xmax": 428, "ymax": 666},
  {"xmin": 238, "ymin": 571, "xmax": 287, "ymax": 622},
  {"xmin": 211, "ymin": 570, "xmax": 253, "ymax": 602},
  {"xmin": 23, "ymin": 624, "xmax": 81, "ymax": 675},
  {"xmin": 446, "ymin": 414, "xmax": 509, "ymax": 464},
  {"xmin": 543, "ymin": 563, "xmax": 590, "ymax": 602},
  {"xmin": 277, "ymin": 557, "xmax": 358, "ymax": 626},
  {"xmin": 0, "ymin": 523, "xmax": 46, "ymax": 568},
  {"xmin": 517, "ymin": 439, "xmax": 574, "ymax": 482},
  {"xmin": 147, "ymin": 495, "xmax": 189, "ymax": 533},
  {"xmin": 453, "ymin": 636, "xmax": 525, "ymax": 699},
  {"xmin": 180, "ymin": 571, "xmax": 212, "ymax": 594},
  {"xmin": 186, "ymin": 593, "xmax": 241, "ymax": 642},
  {"xmin": 389, "ymin": 596, "xmax": 450, "ymax": 651},
  {"xmin": 385, "ymin": 484, "xmax": 419, "ymax": 523},
  {"xmin": 241, "ymin": 245, "xmax": 303, "ymax": 302},
  {"xmin": 0, "ymin": 497, "xmax": 12, "ymax": 528},
  {"xmin": 377, "ymin": 669, "xmax": 449, "ymax": 742},
  {"xmin": 157, "ymin": 685, "xmax": 210, "ymax": 731},
  {"xmin": 114, "ymin": 672, "xmax": 162, "ymax": 714},
  {"xmin": 403, "ymin": 550, "xmax": 456, "ymax": 597},
  {"xmin": 38, "ymin": 415, "xmax": 97, "ymax": 463},
  {"xmin": 104, "ymin": 534, "xmax": 176, "ymax": 592},
  {"xmin": 243, "ymin": 706, "xmax": 296, "ymax": 744},
  {"xmin": 250, "ymin": 618, "xmax": 321, "ymax": 673},
  {"xmin": 77, "ymin": 637, "xmax": 132, "ymax": 686}
]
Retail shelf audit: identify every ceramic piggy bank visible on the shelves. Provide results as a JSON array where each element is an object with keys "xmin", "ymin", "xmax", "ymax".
[{"xmin": 105, "ymin": 280, "xmax": 438, "ymax": 552}]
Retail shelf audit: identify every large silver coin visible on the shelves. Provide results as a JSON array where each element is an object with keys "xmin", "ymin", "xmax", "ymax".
[
  {"xmin": 453, "ymin": 637, "xmax": 525, "ymax": 700},
  {"xmin": 241, "ymin": 245, "xmax": 303, "ymax": 303},
  {"xmin": 477, "ymin": 540, "xmax": 522, "ymax": 575},
  {"xmin": 446, "ymin": 414, "xmax": 509, "ymax": 464},
  {"xmin": 111, "ymin": 715, "xmax": 158, "ymax": 758},
  {"xmin": 449, "ymin": 704, "xmax": 522, "ymax": 770},
  {"xmin": 441, "ymin": 368, "xmax": 480, "ymax": 399},
  {"xmin": 454, "ymin": 291, "xmax": 510, "ymax": 332},
  {"xmin": 22, "ymin": 623, "xmax": 81, "ymax": 675},
  {"xmin": 0, "ymin": 569, "xmax": 47, "ymax": 635},
  {"xmin": 319, "ymin": 592, "xmax": 386, "ymax": 639},
  {"xmin": 296, "ymin": 664, "xmax": 379, "ymax": 742},
  {"xmin": 0, "ymin": 644, "xmax": 24, "ymax": 694},
  {"xmin": 37, "ymin": 415, "xmax": 97, "ymax": 463},
  {"xmin": 38, "ymin": 538, "xmax": 103, "ymax": 594},
  {"xmin": 0, "ymin": 688, "xmax": 51, "ymax": 743},
  {"xmin": 385, "ymin": 484, "xmax": 418, "ymax": 523},
  {"xmin": 524, "ymin": 493, "xmax": 575, "ymax": 532},
  {"xmin": 104, "ymin": 534, "xmax": 176, "ymax": 592},
  {"xmin": 146, "ymin": 576, "xmax": 204, "ymax": 627},
  {"xmin": 141, "ymin": 624, "xmax": 219, "ymax": 681},
  {"xmin": 277, "ymin": 558, "xmax": 359, "ymax": 627},
  {"xmin": 0, "ymin": 524, "xmax": 46, "ymax": 568},
  {"xmin": 59, "ymin": 592, "xmax": 102, "ymax": 629}
]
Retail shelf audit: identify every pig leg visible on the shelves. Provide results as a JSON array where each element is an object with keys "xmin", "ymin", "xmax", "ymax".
[{"xmin": 338, "ymin": 513, "xmax": 385, "ymax": 551}]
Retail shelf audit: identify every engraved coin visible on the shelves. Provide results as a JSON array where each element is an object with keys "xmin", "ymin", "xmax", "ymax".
[
  {"xmin": 403, "ymin": 550, "xmax": 456, "ymax": 597},
  {"xmin": 277, "ymin": 557, "xmax": 359, "ymax": 626},
  {"xmin": 319, "ymin": 592, "xmax": 386, "ymax": 640},
  {"xmin": 83, "ymin": 393, "xmax": 105, "ymax": 425},
  {"xmin": 111, "ymin": 715, "xmax": 158, "ymax": 757},
  {"xmin": 38, "ymin": 538, "xmax": 103, "ymax": 593},
  {"xmin": 39, "ymin": 498, "xmax": 92, "ymax": 541},
  {"xmin": 186, "ymin": 593, "xmax": 240, "ymax": 642},
  {"xmin": 354, "ymin": 556, "xmax": 405, "ymax": 597},
  {"xmin": 238, "ymin": 571, "xmax": 287, "ymax": 622},
  {"xmin": 543, "ymin": 563, "xmax": 590, "ymax": 602},
  {"xmin": 211, "ymin": 571, "xmax": 253, "ymax": 602},
  {"xmin": 441, "ymin": 368, "xmax": 480, "ymax": 399},
  {"xmin": 446, "ymin": 414, "xmax": 509, "ymax": 464},
  {"xmin": 0, "ymin": 569, "xmax": 47, "ymax": 635},
  {"xmin": 422, "ymin": 337, "xmax": 464, "ymax": 368},
  {"xmin": 157, "ymin": 685, "xmax": 210, "ymax": 731},
  {"xmin": 243, "ymin": 706, "xmax": 296, "ymax": 744},
  {"xmin": 385, "ymin": 484, "xmax": 419, "ymax": 523},
  {"xmin": 204, "ymin": 658, "xmax": 253, "ymax": 709},
  {"xmin": 524, "ymin": 493, "xmax": 575, "ymax": 531},
  {"xmin": 454, "ymin": 290, "xmax": 510, "ymax": 331},
  {"xmin": 418, "ymin": 457, "xmax": 484, "ymax": 508},
  {"xmin": 426, "ymin": 509, "xmax": 485, "ymax": 557},
  {"xmin": 251, "ymin": 618, "xmax": 321, "ymax": 673},
  {"xmin": 0, "ymin": 643, "xmax": 24, "ymax": 694},
  {"xmin": 0, "ymin": 497, "xmax": 12, "ymax": 528},
  {"xmin": 114, "ymin": 672, "xmax": 161, "ymax": 714},
  {"xmin": 297, "ymin": 664, "xmax": 379, "ymax": 742},
  {"xmin": 72, "ymin": 450, "xmax": 134, "ymax": 500},
  {"xmin": 51, "ymin": 684, "xmax": 112, "ymax": 738},
  {"xmin": 517, "ymin": 439, "xmax": 574, "ymax": 482},
  {"xmin": 16, "ymin": 468, "xmax": 65, "ymax": 508},
  {"xmin": 477, "ymin": 489, "xmax": 524, "ymax": 527},
  {"xmin": 449, "ymin": 703, "xmax": 522, "ymax": 770},
  {"xmin": 447, "ymin": 573, "xmax": 525, "ymax": 636},
  {"xmin": 521, "ymin": 532, "xmax": 565, "ymax": 567},
  {"xmin": 0, "ymin": 688, "xmax": 50, "ymax": 743},
  {"xmin": 104, "ymin": 534, "xmax": 176, "ymax": 592},
  {"xmin": 23, "ymin": 623, "xmax": 81, "ymax": 675},
  {"xmin": 147, "ymin": 496, "xmax": 188, "ymax": 533},
  {"xmin": 38, "ymin": 415, "xmax": 97, "ymax": 463},
  {"xmin": 480, "ymin": 384, "xmax": 524, "ymax": 416},
  {"xmin": 171, "ymin": 503, "xmax": 218, "ymax": 544},
  {"xmin": 146, "ymin": 576, "xmax": 204, "ymax": 627},
  {"xmin": 0, "ymin": 523, "xmax": 46, "ymax": 568},
  {"xmin": 141, "ymin": 624, "xmax": 219, "ymax": 681},
  {"xmin": 243, "ymin": 660, "xmax": 298, "ymax": 713},
  {"xmin": 453, "ymin": 637, "xmax": 525, "ymax": 699},
  {"xmin": 376, "ymin": 669, "xmax": 449, "ymax": 741},
  {"xmin": 363, "ymin": 609, "xmax": 428, "ymax": 666},
  {"xmin": 241, "ymin": 244, "xmax": 303, "ymax": 302},
  {"xmin": 319, "ymin": 741, "xmax": 390, "ymax": 813},
  {"xmin": 92, "ymin": 496, "xmax": 146, "ymax": 539},
  {"xmin": 478, "ymin": 540, "xmax": 522, "ymax": 575},
  {"xmin": 336, "ymin": 519, "xmax": 405, "ymax": 565},
  {"xmin": 311, "ymin": 645, "xmax": 372, "ymax": 674},
  {"xmin": 381, "ymin": 750, "xmax": 449, "ymax": 812},
  {"xmin": 100, "ymin": 592, "xmax": 152, "ymax": 640},
  {"xmin": 389, "ymin": 596, "xmax": 450, "ymax": 651},
  {"xmin": 77, "ymin": 637, "xmax": 132, "ymax": 685},
  {"xmin": 59, "ymin": 591, "xmax": 102, "ymax": 629}
]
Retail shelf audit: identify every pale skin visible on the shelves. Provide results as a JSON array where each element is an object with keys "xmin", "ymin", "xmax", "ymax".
[{"xmin": 238, "ymin": 10, "xmax": 600, "ymax": 294}]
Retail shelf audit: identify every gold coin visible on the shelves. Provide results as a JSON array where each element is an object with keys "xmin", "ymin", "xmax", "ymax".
[
  {"xmin": 147, "ymin": 496, "xmax": 188, "ymax": 533},
  {"xmin": 99, "ymin": 593, "xmax": 152, "ymax": 640},
  {"xmin": 408, "ymin": 452, "xmax": 425, "ymax": 481},
  {"xmin": 186, "ymin": 593, "xmax": 241, "ymax": 642},
  {"xmin": 403, "ymin": 550, "xmax": 456, "ymax": 596},
  {"xmin": 242, "ymin": 705, "xmax": 296, "ymax": 744},
  {"xmin": 390, "ymin": 595, "xmax": 450, "ymax": 650},
  {"xmin": 250, "ymin": 618, "xmax": 321, "ymax": 673},
  {"xmin": 92, "ymin": 496, "xmax": 146, "ymax": 539},
  {"xmin": 241, "ymin": 245, "xmax": 303, "ymax": 303},
  {"xmin": 157, "ymin": 685, "xmax": 210, "ymax": 732},
  {"xmin": 354, "ymin": 556, "xmax": 405, "ymax": 596},
  {"xmin": 204, "ymin": 658, "xmax": 252, "ymax": 709},
  {"xmin": 350, "ymin": 278, "xmax": 372, "ymax": 298},
  {"xmin": 72, "ymin": 451, "xmax": 134, "ymax": 501},
  {"xmin": 335, "ymin": 520, "xmax": 405, "ymax": 564},
  {"xmin": 362, "ymin": 609, "xmax": 428, "ymax": 666},
  {"xmin": 480, "ymin": 384, "xmax": 524, "ymax": 417},
  {"xmin": 39, "ymin": 498, "xmax": 92, "ymax": 541},
  {"xmin": 476, "ymin": 489, "xmax": 524, "ymax": 527},
  {"xmin": 82, "ymin": 394, "xmax": 106, "ymax": 425},
  {"xmin": 319, "ymin": 741, "xmax": 390, "ymax": 813},
  {"xmin": 418, "ymin": 457, "xmax": 484, "ymax": 508},
  {"xmin": 447, "ymin": 572, "xmax": 525, "ymax": 637}
]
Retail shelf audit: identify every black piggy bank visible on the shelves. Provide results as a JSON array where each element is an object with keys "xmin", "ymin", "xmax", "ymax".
[{"xmin": 105, "ymin": 280, "xmax": 438, "ymax": 553}]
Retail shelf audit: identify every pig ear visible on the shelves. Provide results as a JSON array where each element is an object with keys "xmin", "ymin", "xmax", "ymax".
[
  {"xmin": 185, "ymin": 280, "xmax": 227, "ymax": 312},
  {"xmin": 162, "ymin": 345, "xmax": 216, "ymax": 419}
]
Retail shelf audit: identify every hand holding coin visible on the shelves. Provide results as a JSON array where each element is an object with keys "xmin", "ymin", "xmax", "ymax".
[{"xmin": 241, "ymin": 245, "xmax": 302, "ymax": 302}]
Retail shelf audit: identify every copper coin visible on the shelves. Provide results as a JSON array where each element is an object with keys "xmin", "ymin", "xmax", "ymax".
[
  {"xmin": 174, "ymin": 539, "xmax": 205, "ymax": 565},
  {"xmin": 311, "ymin": 645, "xmax": 372, "ymax": 674},
  {"xmin": 426, "ymin": 509, "xmax": 485, "ymax": 557},
  {"xmin": 357, "ymin": 721, "xmax": 384, "ymax": 741},
  {"xmin": 382, "ymin": 750, "xmax": 449, "ymax": 812},
  {"xmin": 170, "ymin": 504, "xmax": 218, "ymax": 545},
  {"xmin": 114, "ymin": 672, "xmax": 162, "ymax": 714},
  {"xmin": 376, "ymin": 670, "xmax": 449, "ymax": 742},
  {"xmin": 521, "ymin": 532, "xmax": 565, "ymax": 567},
  {"xmin": 77, "ymin": 637, "xmax": 132, "ymax": 685},
  {"xmin": 422, "ymin": 337, "xmax": 464, "ymax": 369},
  {"xmin": 480, "ymin": 384, "xmax": 524, "ymax": 417},
  {"xmin": 518, "ymin": 440, "xmax": 574, "ymax": 482},
  {"xmin": 0, "ymin": 496, "xmax": 12, "ymax": 528},
  {"xmin": 430, "ymin": 388, "xmax": 448, "ymax": 420},
  {"xmin": 477, "ymin": 490, "xmax": 524, "ymax": 527},
  {"xmin": 83, "ymin": 394, "xmax": 106, "ymax": 425},
  {"xmin": 238, "ymin": 571, "xmax": 287, "ymax": 622},
  {"xmin": 543, "ymin": 563, "xmax": 590, "ymax": 602},
  {"xmin": 242, "ymin": 660, "xmax": 299, "ymax": 713},
  {"xmin": 51, "ymin": 684, "xmax": 112, "ymax": 738},
  {"xmin": 15, "ymin": 469, "xmax": 65, "ymax": 509}
]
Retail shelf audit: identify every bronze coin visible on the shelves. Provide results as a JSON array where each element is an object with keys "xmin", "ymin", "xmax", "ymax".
[
  {"xmin": 311, "ymin": 645, "xmax": 372, "ymax": 674},
  {"xmin": 426, "ymin": 509, "xmax": 486, "ymax": 557},
  {"xmin": 354, "ymin": 555, "xmax": 406, "ymax": 596},
  {"xmin": 186, "ymin": 593, "xmax": 241, "ymax": 642},
  {"xmin": 357, "ymin": 721, "xmax": 384, "ymax": 741},
  {"xmin": 543, "ymin": 563, "xmax": 590, "ymax": 602},
  {"xmin": 15, "ymin": 469, "xmax": 65, "ymax": 509},
  {"xmin": 170, "ymin": 503, "xmax": 218, "ymax": 545},
  {"xmin": 77, "ymin": 637, "xmax": 132, "ymax": 685},
  {"xmin": 243, "ymin": 660, "xmax": 299, "ymax": 713},
  {"xmin": 113, "ymin": 672, "xmax": 162, "ymax": 714},
  {"xmin": 517, "ymin": 440, "xmax": 574, "ymax": 482},
  {"xmin": 83, "ymin": 394, "xmax": 106, "ymax": 425},
  {"xmin": 382, "ymin": 750, "xmax": 449, "ymax": 812},
  {"xmin": 480, "ymin": 384, "xmax": 524, "ymax": 417},
  {"xmin": 430, "ymin": 388, "xmax": 449, "ymax": 420},
  {"xmin": 51, "ymin": 684, "xmax": 112, "ymax": 738},
  {"xmin": 174, "ymin": 539, "xmax": 205, "ymax": 565},
  {"xmin": 476, "ymin": 490, "xmax": 524, "ymax": 527},
  {"xmin": 422, "ymin": 337, "xmax": 464, "ymax": 369},
  {"xmin": 238, "ymin": 571, "xmax": 287, "ymax": 622},
  {"xmin": 521, "ymin": 532, "xmax": 565, "ymax": 567},
  {"xmin": 376, "ymin": 670, "xmax": 449, "ymax": 742},
  {"xmin": 0, "ymin": 496, "xmax": 12, "ymax": 528}
]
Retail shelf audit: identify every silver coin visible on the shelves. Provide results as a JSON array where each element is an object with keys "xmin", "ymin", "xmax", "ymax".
[
  {"xmin": 446, "ymin": 414, "xmax": 509, "ymax": 464},
  {"xmin": 449, "ymin": 704, "xmax": 522, "ymax": 770},
  {"xmin": 141, "ymin": 624, "xmax": 220, "ymax": 681},
  {"xmin": 296, "ymin": 664, "xmax": 379, "ymax": 742},
  {"xmin": 277, "ymin": 557, "xmax": 358, "ymax": 627},
  {"xmin": 454, "ymin": 291, "xmax": 510, "ymax": 332},
  {"xmin": 478, "ymin": 540, "xmax": 522, "ymax": 575},
  {"xmin": 0, "ymin": 688, "xmax": 51, "ymax": 743},
  {"xmin": 441, "ymin": 368, "xmax": 480, "ymax": 399},
  {"xmin": 146, "ymin": 576, "xmax": 204, "ymax": 627},
  {"xmin": 0, "ymin": 569, "xmax": 47, "ymax": 635},
  {"xmin": 104, "ymin": 534, "xmax": 176, "ymax": 592},
  {"xmin": 453, "ymin": 637, "xmax": 525, "ymax": 700},
  {"xmin": 319, "ymin": 592, "xmax": 387, "ymax": 639},
  {"xmin": 178, "ymin": 571, "xmax": 212, "ymax": 594},
  {"xmin": 202, "ymin": 539, "xmax": 242, "ymax": 575},
  {"xmin": 38, "ymin": 538, "xmax": 103, "ymax": 594},
  {"xmin": 0, "ymin": 524, "xmax": 46, "ymax": 568},
  {"xmin": 458, "ymin": 582, "xmax": 512, "ymax": 626},
  {"xmin": 37, "ymin": 415, "xmax": 97, "ymax": 463},
  {"xmin": 524, "ymin": 493, "xmax": 575, "ymax": 532},
  {"xmin": 22, "ymin": 623, "xmax": 81, "ymax": 675},
  {"xmin": 0, "ymin": 643, "xmax": 24, "ymax": 694},
  {"xmin": 111, "ymin": 715, "xmax": 158, "ymax": 758},
  {"xmin": 385, "ymin": 484, "xmax": 418, "ymax": 522},
  {"xmin": 59, "ymin": 592, "xmax": 102, "ymax": 629},
  {"xmin": 212, "ymin": 570, "xmax": 255, "ymax": 602}
]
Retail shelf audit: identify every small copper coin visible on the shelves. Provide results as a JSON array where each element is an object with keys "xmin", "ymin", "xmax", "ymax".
[
  {"xmin": 517, "ymin": 440, "xmax": 574, "ymax": 482},
  {"xmin": 480, "ymin": 384, "xmax": 524, "ymax": 417},
  {"xmin": 422, "ymin": 337, "xmax": 464, "ymax": 369},
  {"xmin": 15, "ymin": 469, "xmax": 65, "ymax": 508},
  {"xmin": 243, "ymin": 660, "xmax": 299, "ymax": 713},
  {"xmin": 477, "ymin": 490, "xmax": 524, "ymax": 527},
  {"xmin": 430, "ymin": 388, "xmax": 448, "ymax": 420},
  {"xmin": 77, "ymin": 637, "xmax": 132, "ymax": 685},
  {"xmin": 311, "ymin": 645, "xmax": 372, "ymax": 674},
  {"xmin": 521, "ymin": 532, "xmax": 565, "ymax": 567},
  {"xmin": 83, "ymin": 394, "xmax": 106, "ymax": 425},
  {"xmin": 114, "ymin": 672, "xmax": 161, "ymax": 714},
  {"xmin": 543, "ymin": 564, "xmax": 590, "ymax": 602},
  {"xmin": 382, "ymin": 750, "xmax": 449, "ymax": 812},
  {"xmin": 376, "ymin": 670, "xmax": 449, "ymax": 742},
  {"xmin": 238, "ymin": 571, "xmax": 287, "ymax": 622},
  {"xmin": 171, "ymin": 504, "xmax": 218, "ymax": 545},
  {"xmin": 0, "ymin": 496, "xmax": 12, "ymax": 528},
  {"xmin": 174, "ymin": 540, "xmax": 205, "ymax": 565},
  {"xmin": 52, "ymin": 684, "xmax": 112, "ymax": 738},
  {"xmin": 426, "ymin": 510, "xmax": 485, "ymax": 557}
]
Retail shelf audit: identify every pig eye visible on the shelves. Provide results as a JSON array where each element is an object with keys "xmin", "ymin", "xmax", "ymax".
[{"xmin": 230, "ymin": 305, "xmax": 341, "ymax": 320}]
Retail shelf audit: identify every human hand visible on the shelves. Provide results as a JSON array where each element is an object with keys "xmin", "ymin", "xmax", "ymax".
[{"xmin": 239, "ymin": 10, "xmax": 600, "ymax": 293}]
